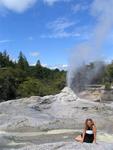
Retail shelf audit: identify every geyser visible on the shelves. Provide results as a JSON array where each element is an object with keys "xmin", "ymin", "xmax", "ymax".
[{"xmin": 67, "ymin": 0, "xmax": 113, "ymax": 93}]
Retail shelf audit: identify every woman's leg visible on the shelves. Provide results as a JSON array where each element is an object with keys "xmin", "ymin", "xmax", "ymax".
[{"xmin": 75, "ymin": 135, "xmax": 83, "ymax": 143}]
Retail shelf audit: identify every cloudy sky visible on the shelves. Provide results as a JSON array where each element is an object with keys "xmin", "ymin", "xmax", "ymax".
[{"xmin": 0, "ymin": 0, "xmax": 113, "ymax": 69}]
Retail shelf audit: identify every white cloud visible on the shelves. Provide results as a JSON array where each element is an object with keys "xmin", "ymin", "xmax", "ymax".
[
  {"xmin": 30, "ymin": 51, "xmax": 40, "ymax": 57},
  {"xmin": 44, "ymin": 0, "xmax": 70, "ymax": 6},
  {"xmin": 47, "ymin": 17, "xmax": 75, "ymax": 32},
  {"xmin": 0, "ymin": 0, "xmax": 71, "ymax": 13},
  {"xmin": 30, "ymin": 63, "xmax": 36, "ymax": 66},
  {"xmin": 41, "ymin": 32, "xmax": 80, "ymax": 38},
  {"xmin": 71, "ymin": 3, "xmax": 89, "ymax": 13},
  {"xmin": 105, "ymin": 57, "xmax": 113, "ymax": 64},
  {"xmin": 41, "ymin": 17, "xmax": 81, "ymax": 38},
  {"xmin": 29, "ymin": 63, "xmax": 67, "ymax": 70},
  {"xmin": 49, "ymin": 64, "xmax": 68, "ymax": 70},
  {"xmin": 31, "ymin": 63, "xmax": 48, "ymax": 67},
  {"xmin": 42, "ymin": 63, "xmax": 48, "ymax": 67},
  {"xmin": 0, "ymin": 0, "xmax": 37, "ymax": 13},
  {"xmin": 44, "ymin": 0, "xmax": 59, "ymax": 5},
  {"xmin": 0, "ymin": 39, "xmax": 12, "ymax": 43}
]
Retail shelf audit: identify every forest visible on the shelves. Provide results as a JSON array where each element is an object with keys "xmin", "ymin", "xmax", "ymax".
[
  {"xmin": 0, "ymin": 51, "xmax": 66, "ymax": 102},
  {"xmin": 0, "ymin": 50, "xmax": 113, "ymax": 102}
]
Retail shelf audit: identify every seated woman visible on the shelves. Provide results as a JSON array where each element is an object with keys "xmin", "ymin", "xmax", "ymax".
[{"xmin": 75, "ymin": 118, "xmax": 96, "ymax": 143}]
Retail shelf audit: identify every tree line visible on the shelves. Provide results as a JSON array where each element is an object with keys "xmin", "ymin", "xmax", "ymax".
[
  {"xmin": 0, "ymin": 50, "xmax": 66, "ymax": 102},
  {"xmin": 0, "ymin": 50, "xmax": 113, "ymax": 102}
]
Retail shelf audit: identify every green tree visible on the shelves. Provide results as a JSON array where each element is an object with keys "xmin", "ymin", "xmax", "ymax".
[
  {"xmin": 17, "ymin": 77, "xmax": 51, "ymax": 97},
  {"xmin": 0, "ymin": 68, "xmax": 17, "ymax": 101},
  {"xmin": 17, "ymin": 51, "xmax": 29, "ymax": 71},
  {"xmin": 0, "ymin": 51, "xmax": 66, "ymax": 101},
  {"xmin": 35, "ymin": 60, "xmax": 44, "ymax": 79},
  {"xmin": 0, "ymin": 50, "xmax": 14, "ymax": 68}
]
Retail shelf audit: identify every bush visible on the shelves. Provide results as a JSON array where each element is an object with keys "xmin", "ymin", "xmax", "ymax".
[
  {"xmin": 105, "ymin": 82, "xmax": 111, "ymax": 90},
  {"xmin": 17, "ymin": 77, "xmax": 61, "ymax": 97}
]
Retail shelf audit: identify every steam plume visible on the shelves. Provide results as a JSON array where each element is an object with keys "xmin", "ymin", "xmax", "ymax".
[{"xmin": 67, "ymin": 0, "xmax": 113, "ymax": 93}]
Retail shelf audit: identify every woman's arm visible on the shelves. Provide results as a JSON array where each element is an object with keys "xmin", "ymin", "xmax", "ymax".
[
  {"xmin": 81, "ymin": 128, "xmax": 86, "ymax": 143},
  {"xmin": 93, "ymin": 126, "xmax": 97, "ymax": 143}
]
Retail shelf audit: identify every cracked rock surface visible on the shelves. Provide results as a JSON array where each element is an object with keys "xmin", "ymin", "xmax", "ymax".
[{"xmin": 0, "ymin": 87, "xmax": 113, "ymax": 150}]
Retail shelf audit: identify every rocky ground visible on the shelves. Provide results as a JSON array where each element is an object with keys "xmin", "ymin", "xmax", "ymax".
[
  {"xmin": 18, "ymin": 142, "xmax": 113, "ymax": 150},
  {"xmin": 0, "ymin": 87, "xmax": 113, "ymax": 149}
]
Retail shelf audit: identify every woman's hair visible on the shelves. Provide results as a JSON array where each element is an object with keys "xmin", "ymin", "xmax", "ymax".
[{"xmin": 84, "ymin": 118, "xmax": 95, "ymax": 130}]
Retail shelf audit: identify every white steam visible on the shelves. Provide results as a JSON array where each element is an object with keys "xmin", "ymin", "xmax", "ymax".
[{"xmin": 67, "ymin": 0, "xmax": 113, "ymax": 92}]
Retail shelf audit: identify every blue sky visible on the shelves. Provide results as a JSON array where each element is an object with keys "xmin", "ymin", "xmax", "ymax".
[{"xmin": 0, "ymin": 0, "xmax": 113, "ymax": 69}]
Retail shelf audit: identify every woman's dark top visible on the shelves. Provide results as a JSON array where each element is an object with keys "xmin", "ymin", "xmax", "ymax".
[{"xmin": 81, "ymin": 127, "xmax": 94, "ymax": 143}]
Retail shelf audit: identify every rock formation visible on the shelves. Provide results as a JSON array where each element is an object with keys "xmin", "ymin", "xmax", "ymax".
[{"xmin": 0, "ymin": 87, "xmax": 113, "ymax": 149}]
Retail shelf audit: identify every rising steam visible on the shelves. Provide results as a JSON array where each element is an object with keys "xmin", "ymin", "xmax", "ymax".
[{"xmin": 67, "ymin": 0, "xmax": 113, "ymax": 93}]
